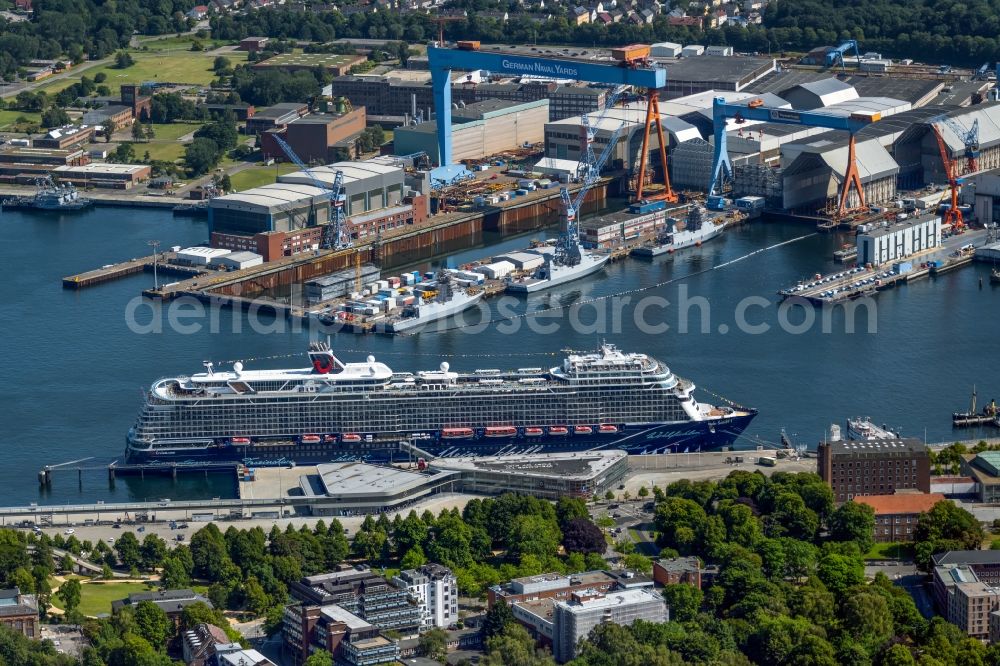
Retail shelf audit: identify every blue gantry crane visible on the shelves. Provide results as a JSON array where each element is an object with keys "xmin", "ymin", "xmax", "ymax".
[
  {"xmin": 273, "ymin": 134, "xmax": 351, "ymax": 251},
  {"xmin": 707, "ymin": 97, "xmax": 880, "ymax": 212},
  {"xmin": 825, "ymin": 40, "xmax": 861, "ymax": 70},
  {"xmin": 938, "ymin": 116, "xmax": 980, "ymax": 173},
  {"xmin": 426, "ymin": 41, "xmax": 665, "ymax": 185}
]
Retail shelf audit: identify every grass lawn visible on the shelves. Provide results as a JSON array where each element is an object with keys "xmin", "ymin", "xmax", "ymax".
[
  {"xmin": 0, "ymin": 109, "xmax": 41, "ymax": 131},
  {"xmin": 50, "ymin": 580, "xmax": 156, "ymax": 617},
  {"xmin": 229, "ymin": 163, "xmax": 299, "ymax": 192},
  {"xmin": 864, "ymin": 542, "xmax": 915, "ymax": 560},
  {"xmin": 38, "ymin": 50, "xmax": 248, "ymax": 96},
  {"xmin": 131, "ymin": 122, "xmax": 202, "ymax": 162}
]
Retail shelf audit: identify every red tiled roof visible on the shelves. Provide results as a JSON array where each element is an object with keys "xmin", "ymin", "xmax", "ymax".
[{"xmin": 853, "ymin": 493, "xmax": 946, "ymax": 515}]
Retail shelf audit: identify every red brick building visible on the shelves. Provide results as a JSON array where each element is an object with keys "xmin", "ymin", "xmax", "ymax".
[
  {"xmin": 652, "ymin": 557, "xmax": 703, "ymax": 589},
  {"xmin": 260, "ymin": 109, "xmax": 367, "ymax": 163},
  {"xmin": 818, "ymin": 438, "xmax": 931, "ymax": 504},
  {"xmin": 854, "ymin": 493, "xmax": 946, "ymax": 542}
]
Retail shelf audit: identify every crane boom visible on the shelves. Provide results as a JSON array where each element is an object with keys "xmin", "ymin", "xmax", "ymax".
[
  {"xmin": 272, "ymin": 135, "xmax": 351, "ymax": 250},
  {"xmin": 939, "ymin": 116, "xmax": 980, "ymax": 173},
  {"xmin": 931, "ymin": 123, "xmax": 965, "ymax": 232}
]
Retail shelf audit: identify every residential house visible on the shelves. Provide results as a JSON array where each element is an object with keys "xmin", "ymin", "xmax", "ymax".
[
  {"xmin": 0, "ymin": 588, "xmax": 38, "ymax": 640},
  {"xmin": 572, "ymin": 5, "xmax": 591, "ymax": 23},
  {"xmin": 186, "ymin": 5, "xmax": 209, "ymax": 19}
]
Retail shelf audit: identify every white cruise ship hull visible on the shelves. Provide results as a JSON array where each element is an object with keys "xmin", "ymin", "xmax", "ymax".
[{"xmin": 506, "ymin": 253, "xmax": 610, "ymax": 294}]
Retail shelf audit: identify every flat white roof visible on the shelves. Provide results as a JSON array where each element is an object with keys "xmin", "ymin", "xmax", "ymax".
[
  {"xmin": 213, "ymin": 182, "xmax": 327, "ymax": 207},
  {"xmin": 320, "ymin": 604, "xmax": 373, "ymax": 631},
  {"xmin": 558, "ymin": 588, "xmax": 663, "ymax": 614},
  {"xmin": 315, "ymin": 462, "xmax": 433, "ymax": 496},
  {"xmin": 178, "ymin": 247, "xmax": 231, "ymax": 258},
  {"xmin": 52, "ymin": 163, "xmax": 148, "ymax": 175}
]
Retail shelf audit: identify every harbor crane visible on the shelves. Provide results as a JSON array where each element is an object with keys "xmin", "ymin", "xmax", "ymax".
[
  {"xmin": 272, "ymin": 134, "xmax": 351, "ymax": 251},
  {"xmin": 930, "ymin": 120, "xmax": 967, "ymax": 232},
  {"xmin": 558, "ymin": 120, "xmax": 624, "ymax": 266},
  {"xmin": 426, "ymin": 41, "xmax": 665, "ymax": 184},
  {"xmin": 825, "ymin": 40, "xmax": 861, "ymax": 70},
  {"xmin": 706, "ymin": 97, "xmax": 880, "ymax": 213},
  {"xmin": 938, "ymin": 116, "xmax": 980, "ymax": 173}
]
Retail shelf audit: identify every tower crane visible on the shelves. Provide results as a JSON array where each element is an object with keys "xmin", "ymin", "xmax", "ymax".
[
  {"xmin": 273, "ymin": 134, "xmax": 351, "ymax": 251},
  {"xmin": 938, "ymin": 116, "xmax": 980, "ymax": 173},
  {"xmin": 930, "ymin": 122, "xmax": 966, "ymax": 233}
]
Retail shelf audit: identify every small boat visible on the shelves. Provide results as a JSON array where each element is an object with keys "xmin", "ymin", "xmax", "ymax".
[
  {"xmin": 341, "ymin": 433, "xmax": 362, "ymax": 443},
  {"xmin": 442, "ymin": 428, "xmax": 474, "ymax": 439},
  {"xmin": 300, "ymin": 434, "xmax": 321, "ymax": 444},
  {"xmin": 599, "ymin": 424, "xmax": 619, "ymax": 434},
  {"xmin": 574, "ymin": 425, "xmax": 593, "ymax": 435},
  {"xmin": 991, "ymin": 269, "xmax": 1000, "ymax": 284},
  {"xmin": 548, "ymin": 426, "xmax": 569, "ymax": 435},
  {"xmin": 524, "ymin": 427, "xmax": 544, "ymax": 437},
  {"xmin": 485, "ymin": 426, "xmax": 518, "ymax": 438},
  {"xmin": 231, "ymin": 437, "xmax": 251, "ymax": 445}
]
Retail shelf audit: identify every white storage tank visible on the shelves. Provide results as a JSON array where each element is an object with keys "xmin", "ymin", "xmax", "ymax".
[
  {"xmin": 681, "ymin": 45, "xmax": 705, "ymax": 57},
  {"xmin": 705, "ymin": 45, "xmax": 733, "ymax": 57},
  {"xmin": 650, "ymin": 42, "xmax": 682, "ymax": 58}
]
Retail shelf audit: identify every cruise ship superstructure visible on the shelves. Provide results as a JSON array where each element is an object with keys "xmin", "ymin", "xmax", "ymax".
[{"xmin": 126, "ymin": 343, "xmax": 756, "ymax": 464}]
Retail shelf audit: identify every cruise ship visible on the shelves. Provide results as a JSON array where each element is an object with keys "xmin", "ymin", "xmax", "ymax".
[{"xmin": 125, "ymin": 343, "xmax": 756, "ymax": 464}]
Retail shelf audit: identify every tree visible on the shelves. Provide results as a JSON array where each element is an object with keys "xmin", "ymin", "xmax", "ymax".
[
  {"xmin": 115, "ymin": 51, "xmax": 135, "ymax": 69},
  {"xmin": 661, "ymin": 583, "xmax": 703, "ymax": 622},
  {"xmin": 41, "ymin": 107, "xmax": 70, "ymax": 128},
  {"xmin": 184, "ymin": 137, "xmax": 221, "ymax": 176},
  {"xmin": 57, "ymin": 578, "xmax": 81, "ymax": 613},
  {"xmin": 144, "ymin": 124, "xmax": 156, "ymax": 141},
  {"xmin": 131, "ymin": 122, "xmax": 144, "ymax": 141},
  {"xmin": 242, "ymin": 576, "xmax": 270, "ymax": 615},
  {"xmin": 881, "ymin": 644, "xmax": 916, "ymax": 666},
  {"xmin": 562, "ymin": 518, "xmax": 606, "ymax": 554},
  {"xmin": 483, "ymin": 598, "xmax": 514, "ymax": 640},
  {"xmin": 133, "ymin": 600, "xmax": 172, "ymax": 647},
  {"xmin": 507, "ymin": 514, "xmax": 561, "ymax": 560},
  {"xmin": 303, "ymin": 650, "xmax": 333, "ymax": 666},
  {"xmin": 638, "ymin": 486, "xmax": 650, "ymax": 498},
  {"xmin": 114, "ymin": 532, "xmax": 142, "ymax": 570},
  {"xmin": 842, "ymin": 591, "xmax": 893, "ymax": 654},
  {"xmin": 94, "ymin": 72, "xmax": 107, "ymax": 83},
  {"xmin": 213, "ymin": 56, "xmax": 232, "ymax": 73},
  {"xmin": 816, "ymin": 552, "xmax": 864, "ymax": 596},
  {"xmin": 219, "ymin": 173, "xmax": 232, "ymax": 192},
  {"xmin": 482, "ymin": 622, "xmax": 556, "ymax": 666},
  {"xmin": 103, "ymin": 117, "xmax": 117, "ymax": 143},
  {"xmin": 914, "ymin": 501, "xmax": 984, "ymax": 552},
  {"xmin": 418, "ymin": 627, "xmax": 448, "ymax": 662},
  {"xmin": 555, "ymin": 497, "xmax": 589, "ymax": 527},
  {"xmin": 400, "ymin": 545, "xmax": 427, "ymax": 570},
  {"xmin": 140, "ymin": 535, "xmax": 167, "ymax": 571},
  {"xmin": 828, "ymin": 501, "xmax": 875, "ymax": 553}
]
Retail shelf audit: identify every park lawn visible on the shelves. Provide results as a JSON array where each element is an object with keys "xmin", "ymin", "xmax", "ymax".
[
  {"xmin": 131, "ymin": 122, "xmax": 203, "ymax": 163},
  {"xmin": 0, "ymin": 109, "xmax": 41, "ymax": 130},
  {"xmin": 229, "ymin": 163, "xmax": 299, "ymax": 192},
  {"xmin": 864, "ymin": 542, "xmax": 915, "ymax": 560},
  {"xmin": 138, "ymin": 35, "xmax": 236, "ymax": 51},
  {"xmin": 49, "ymin": 580, "xmax": 156, "ymax": 617},
  {"xmin": 38, "ymin": 50, "xmax": 248, "ymax": 96}
]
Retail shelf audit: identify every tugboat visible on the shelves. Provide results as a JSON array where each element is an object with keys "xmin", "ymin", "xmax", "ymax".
[
  {"xmin": 1, "ymin": 176, "xmax": 92, "ymax": 212},
  {"xmin": 953, "ymin": 386, "xmax": 1000, "ymax": 427}
]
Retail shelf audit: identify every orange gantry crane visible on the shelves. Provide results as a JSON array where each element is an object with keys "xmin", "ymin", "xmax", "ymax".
[{"xmin": 930, "ymin": 123, "xmax": 966, "ymax": 233}]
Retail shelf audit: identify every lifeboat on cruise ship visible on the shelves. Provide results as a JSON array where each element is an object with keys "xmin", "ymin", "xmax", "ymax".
[
  {"xmin": 300, "ymin": 434, "xmax": 321, "ymax": 444},
  {"xmin": 548, "ymin": 426, "xmax": 569, "ymax": 435},
  {"xmin": 442, "ymin": 428, "xmax": 474, "ymax": 440},
  {"xmin": 341, "ymin": 433, "xmax": 362, "ymax": 443},
  {"xmin": 323, "ymin": 435, "xmax": 336, "ymax": 443},
  {"xmin": 231, "ymin": 437, "xmax": 251, "ymax": 445},
  {"xmin": 524, "ymin": 427, "xmax": 544, "ymax": 437},
  {"xmin": 574, "ymin": 425, "xmax": 594, "ymax": 435},
  {"xmin": 599, "ymin": 424, "xmax": 619, "ymax": 434},
  {"xmin": 485, "ymin": 426, "xmax": 518, "ymax": 438}
]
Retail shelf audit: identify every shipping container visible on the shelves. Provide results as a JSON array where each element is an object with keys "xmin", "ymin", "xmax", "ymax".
[
  {"xmin": 611, "ymin": 44, "xmax": 651, "ymax": 62},
  {"xmin": 650, "ymin": 42, "xmax": 682, "ymax": 58},
  {"xmin": 629, "ymin": 200, "xmax": 667, "ymax": 214}
]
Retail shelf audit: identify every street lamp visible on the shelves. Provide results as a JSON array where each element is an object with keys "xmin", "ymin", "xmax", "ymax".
[{"xmin": 148, "ymin": 239, "xmax": 160, "ymax": 290}]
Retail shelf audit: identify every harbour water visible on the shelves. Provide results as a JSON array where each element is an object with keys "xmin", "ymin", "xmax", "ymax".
[{"xmin": 1, "ymin": 206, "xmax": 998, "ymax": 505}]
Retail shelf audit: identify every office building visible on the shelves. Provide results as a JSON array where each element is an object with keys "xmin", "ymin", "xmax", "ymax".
[
  {"xmin": 857, "ymin": 214, "xmax": 943, "ymax": 266},
  {"xmin": 0, "ymin": 588, "xmax": 38, "ymax": 639},
  {"xmin": 817, "ymin": 437, "xmax": 931, "ymax": 503},
  {"xmin": 290, "ymin": 567, "xmax": 421, "ymax": 635},
  {"xmin": 393, "ymin": 564, "xmax": 457, "ymax": 629},
  {"xmin": 552, "ymin": 589, "xmax": 668, "ymax": 662},
  {"xmin": 490, "ymin": 569, "xmax": 652, "ymax": 608},
  {"xmin": 282, "ymin": 602, "xmax": 399, "ymax": 666}
]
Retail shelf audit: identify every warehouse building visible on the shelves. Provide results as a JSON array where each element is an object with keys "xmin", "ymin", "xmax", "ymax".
[
  {"xmin": 857, "ymin": 214, "xmax": 943, "ymax": 266},
  {"xmin": 245, "ymin": 102, "xmax": 310, "ymax": 135},
  {"xmin": 779, "ymin": 135, "xmax": 899, "ymax": 211},
  {"xmin": 252, "ymin": 52, "xmax": 366, "ymax": 77},
  {"xmin": 260, "ymin": 108, "xmax": 367, "ymax": 163},
  {"xmin": 51, "ymin": 163, "xmax": 150, "ymax": 189},
  {"xmin": 394, "ymin": 99, "xmax": 549, "ymax": 164},
  {"xmin": 0, "ymin": 147, "xmax": 88, "ymax": 184},
  {"xmin": 659, "ymin": 55, "xmax": 776, "ymax": 99},
  {"xmin": 33, "ymin": 125, "xmax": 96, "ymax": 150}
]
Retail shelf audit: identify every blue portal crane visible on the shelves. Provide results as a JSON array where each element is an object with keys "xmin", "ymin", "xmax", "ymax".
[
  {"xmin": 272, "ymin": 134, "xmax": 350, "ymax": 251},
  {"xmin": 938, "ymin": 116, "xmax": 980, "ymax": 173},
  {"xmin": 426, "ymin": 42, "xmax": 665, "ymax": 184},
  {"xmin": 825, "ymin": 40, "xmax": 861, "ymax": 70},
  {"xmin": 707, "ymin": 97, "xmax": 880, "ymax": 212}
]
